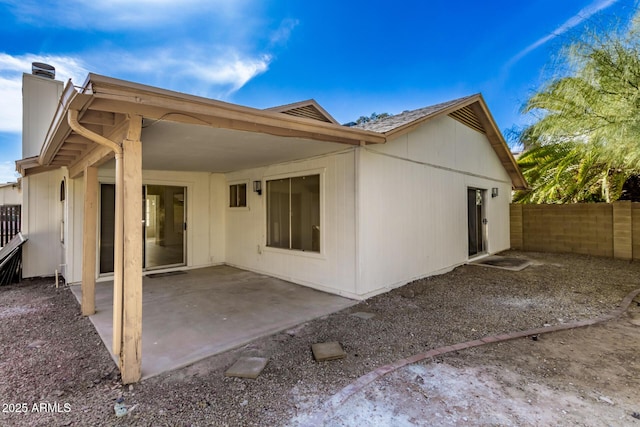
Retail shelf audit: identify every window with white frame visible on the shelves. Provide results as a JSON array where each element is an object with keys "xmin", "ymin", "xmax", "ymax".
[
  {"xmin": 267, "ymin": 174, "xmax": 320, "ymax": 252},
  {"xmin": 229, "ymin": 183, "xmax": 247, "ymax": 207}
]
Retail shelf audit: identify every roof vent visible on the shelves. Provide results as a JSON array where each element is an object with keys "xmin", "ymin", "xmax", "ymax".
[{"xmin": 32, "ymin": 62, "xmax": 55, "ymax": 79}]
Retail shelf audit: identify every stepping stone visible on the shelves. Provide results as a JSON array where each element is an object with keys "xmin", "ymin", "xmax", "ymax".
[
  {"xmin": 224, "ymin": 357, "xmax": 268, "ymax": 379},
  {"xmin": 312, "ymin": 341, "xmax": 346, "ymax": 362},
  {"xmin": 351, "ymin": 311, "xmax": 375, "ymax": 320}
]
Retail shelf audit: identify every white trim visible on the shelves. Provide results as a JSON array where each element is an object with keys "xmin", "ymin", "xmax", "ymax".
[
  {"xmin": 226, "ymin": 179, "xmax": 249, "ymax": 210},
  {"xmin": 263, "ymin": 168, "xmax": 325, "ymax": 256},
  {"xmin": 262, "ymin": 246, "xmax": 327, "ymax": 260}
]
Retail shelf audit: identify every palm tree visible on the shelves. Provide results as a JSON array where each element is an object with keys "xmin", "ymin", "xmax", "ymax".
[{"xmin": 515, "ymin": 13, "xmax": 640, "ymax": 203}]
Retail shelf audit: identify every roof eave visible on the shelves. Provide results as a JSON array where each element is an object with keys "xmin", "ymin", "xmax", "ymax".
[
  {"xmin": 38, "ymin": 81, "xmax": 94, "ymax": 167},
  {"xmin": 87, "ymin": 74, "xmax": 384, "ymax": 145}
]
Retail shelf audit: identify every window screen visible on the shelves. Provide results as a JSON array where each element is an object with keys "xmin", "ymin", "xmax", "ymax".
[{"xmin": 267, "ymin": 174, "xmax": 320, "ymax": 252}]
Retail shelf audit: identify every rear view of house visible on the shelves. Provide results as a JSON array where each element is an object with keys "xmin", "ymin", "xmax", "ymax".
[{"xmin": 16, "ymin": 64, "xmax": 525, "ymax": 382}]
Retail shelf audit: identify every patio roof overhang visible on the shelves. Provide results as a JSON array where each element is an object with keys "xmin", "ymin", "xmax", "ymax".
[{"xmin": 17, "ymin": 73, "xmax": 386, "ymax": 178}]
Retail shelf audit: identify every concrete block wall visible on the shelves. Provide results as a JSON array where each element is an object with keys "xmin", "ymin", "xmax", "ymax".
[
  {"xmin": 509, "ymin": 202, "xmax": 640, "ymax": 260},
  {"xmin": 633, "ymin": 203, "xmax": 640, "ymax": 260}
]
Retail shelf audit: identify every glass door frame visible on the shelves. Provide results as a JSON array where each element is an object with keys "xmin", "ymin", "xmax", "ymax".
[{"xmin": 98, "ymin": 182, "xmax": 187, "ymax": 276}]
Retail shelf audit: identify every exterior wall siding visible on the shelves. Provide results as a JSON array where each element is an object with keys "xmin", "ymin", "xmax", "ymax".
[
  {"xmin": 22, "ymin": 169, "xmax": 66, "ymax": 278},
  {"xmin": 224, "ymin": 150, "xmax": 357, "ymax": 297},
  {"xmin": 0, "ymin": 184, "xmax": 21, "ymax": 205},
  {"xmin": 357, "ymin": 116, "xmax": 512, "ymax": 297}
]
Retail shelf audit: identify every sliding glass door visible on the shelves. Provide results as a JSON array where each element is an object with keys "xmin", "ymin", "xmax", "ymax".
[
  {"xmin": 144, "ymin": 185, "xmax": 185, "ymax": 269},
  {"xmin": 100, "ymin": 184, "xmax": 186, "ymax": 273}
]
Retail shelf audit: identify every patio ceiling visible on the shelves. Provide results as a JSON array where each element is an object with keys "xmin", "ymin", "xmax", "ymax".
[{"xmin": 139, "ymin": 121, "xmax": 350, "ymax": 173}]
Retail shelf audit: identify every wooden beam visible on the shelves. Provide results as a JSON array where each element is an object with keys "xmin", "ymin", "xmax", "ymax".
[
  {"xmin": 80, "ymin": 110, "xmax": 116, "ymax": 126},
  {"xmin": 57, "ymin": 149, "xmax": 83, "ymax": 156},
  {"xmin": 53, "ymin": 155, "xmax": 77, "ymax": 161},
  {"xmin": 68, "ymin": 145, "xmax": 114, "ymax": 178},
  {"xmin": 89, "ymin": 97, "xmax": 386, "ymax": 145},
  {"xmin": 65, "ymin": 134, "xmax": 93, "ymax": 145},
  {"xmin": 81, "ymin": 166, "xmax": 98, "ymax": 316},
  {"xmin": 119, "ymin": 115, "xmax": 143, "ymax": 384},
  {"xmin": 60, "ymin": 142, "xmax": 90, "ymax": 150}
]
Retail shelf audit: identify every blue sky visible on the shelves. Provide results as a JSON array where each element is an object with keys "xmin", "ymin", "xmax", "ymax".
[{"xmin": 0, "ymin": 0, "xmax": 638, "ymax": 182}]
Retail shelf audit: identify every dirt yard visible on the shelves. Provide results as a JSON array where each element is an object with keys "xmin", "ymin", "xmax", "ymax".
[{"xmin": 0, "ymin": 251, "xmax": 639, "ymax": 426}]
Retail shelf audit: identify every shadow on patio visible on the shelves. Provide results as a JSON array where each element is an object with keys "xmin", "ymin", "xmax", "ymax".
[{"xmin": 70, "ymin": 266, "xmax": 356, "ymax": 379}]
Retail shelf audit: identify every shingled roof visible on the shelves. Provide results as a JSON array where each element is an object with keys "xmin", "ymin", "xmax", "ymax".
[{"xmin": 353, "ymin": 95, "xmax": 478, "ymax": 133}]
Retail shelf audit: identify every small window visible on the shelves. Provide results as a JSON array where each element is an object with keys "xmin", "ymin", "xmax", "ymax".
[{"xmin": 229, "ymin": 183, "xmax": 247, "ymax": 207}]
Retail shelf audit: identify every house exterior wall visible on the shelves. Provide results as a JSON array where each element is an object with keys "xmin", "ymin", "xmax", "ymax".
[
  {"xmin": 356, "ymin": 116, "xmax": 512, "ymax": 297},
  {"xmin": 0, "ymin": 183, "xmax": 21, "ymax": 205},
  {"xmin": 224, "ymin": 150, "xmax": 358, "ymax": 297},
  {"xmin": 64, "ymin": 168, "xmax": 225, "ymax": 284},
  {"xmin": 21, "ymin": 169, "xmax": 67, "ymax": 278}
]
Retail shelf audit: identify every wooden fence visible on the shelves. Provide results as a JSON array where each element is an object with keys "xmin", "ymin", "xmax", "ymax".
[
  {"xmin": 0, "ymin": 205, "xmax": 21, "ymax": 247},
  {"xmin": 510, "ymin": 201, "xmax": 640, "ymax": 260}
]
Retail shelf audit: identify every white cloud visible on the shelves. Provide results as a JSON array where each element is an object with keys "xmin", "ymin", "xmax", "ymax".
[
  {"xmin": 97, "ymin": 47, "xmax": 271, "ymax": 98},
  {"xmin": 270, "ymin": 18, "xmax": 300, "ymax": 46},
  {"xmin": 3, "ymin": 0, "xmax": 250, "ymax": 30},
  {"xmin": 0, "ymin": 161, "xmax": 19, "ymax": 183},
  {"xmin": 508, "ymin": 0, "xmax": 620, "ymax": 66},
  {"xmin": 180, "ymin": 52, "xmax": 272, "ymax": 94},
  {"xmin": 0, "ymin": 53, "xmax": 88, "ymax": 133}
]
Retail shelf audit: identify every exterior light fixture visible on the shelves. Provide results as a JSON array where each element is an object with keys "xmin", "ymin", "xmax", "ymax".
[
  {"xmin": 491, "ymin": 187, "xmax": 499, "ymax": 198},
  {"xmin": 253, "ymin": 180, "xmax": 262, "ymax": 195}
]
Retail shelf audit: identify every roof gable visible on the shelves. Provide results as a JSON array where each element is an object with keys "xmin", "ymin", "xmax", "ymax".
[
  {"xmin": 354, "ymin": 94, "xmax": 527, "ymax": 190},
  {"xmin": 266, "ymin": 99, "xmax": 338, "ymax": 124},
  {"xmin": 353, "ymin": 94, "xmax": 478, "ymax": 134}
]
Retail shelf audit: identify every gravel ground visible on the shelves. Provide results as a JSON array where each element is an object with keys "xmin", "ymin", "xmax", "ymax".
[{"xmin": 0, "ymin": 250, "xmax": 639, "ymax": 426}]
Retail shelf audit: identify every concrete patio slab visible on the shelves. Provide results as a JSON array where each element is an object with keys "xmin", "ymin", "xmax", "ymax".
[
  {"xmin": 225, "ymin": 357, "xmax": 269, "ymax": 379},
  {"xmin": 70, "ymin": 265, "xmax": 356, "ymax": 379}
]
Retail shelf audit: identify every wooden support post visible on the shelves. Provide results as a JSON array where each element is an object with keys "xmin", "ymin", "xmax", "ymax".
[
  {"xmin": 81, "ymin": 166, "xmax": 98, "ymax": 316},
  {"xmin": 112, "ymin": 153, "xmax": 124, "ymax": 356},
  {"xmin": 119, "ymin": 115, "xmax": 143, "ymax": 384}
]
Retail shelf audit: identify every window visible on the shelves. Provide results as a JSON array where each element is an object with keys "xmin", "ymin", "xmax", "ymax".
[
  {"xmin": 229, "ymin": 183, "xmax": 247, "ymax": 207},
  {"xmin": 267, "ymin": 174, "xmax": 320, "ymax": 252}
]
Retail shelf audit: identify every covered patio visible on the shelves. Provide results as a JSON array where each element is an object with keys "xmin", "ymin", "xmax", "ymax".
[
  {"xmin": 19, "ymin": 73, "xmax": 383, "ymax": 383},
  {"xmin": 70, "ymin": 266, "xmax": 356, "ymax": 379}
]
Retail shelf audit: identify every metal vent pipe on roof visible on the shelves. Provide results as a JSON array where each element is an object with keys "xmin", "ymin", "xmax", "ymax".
[{"xmin": 32, "ymin": 62, "xmax": 55, "ymax": 79}]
